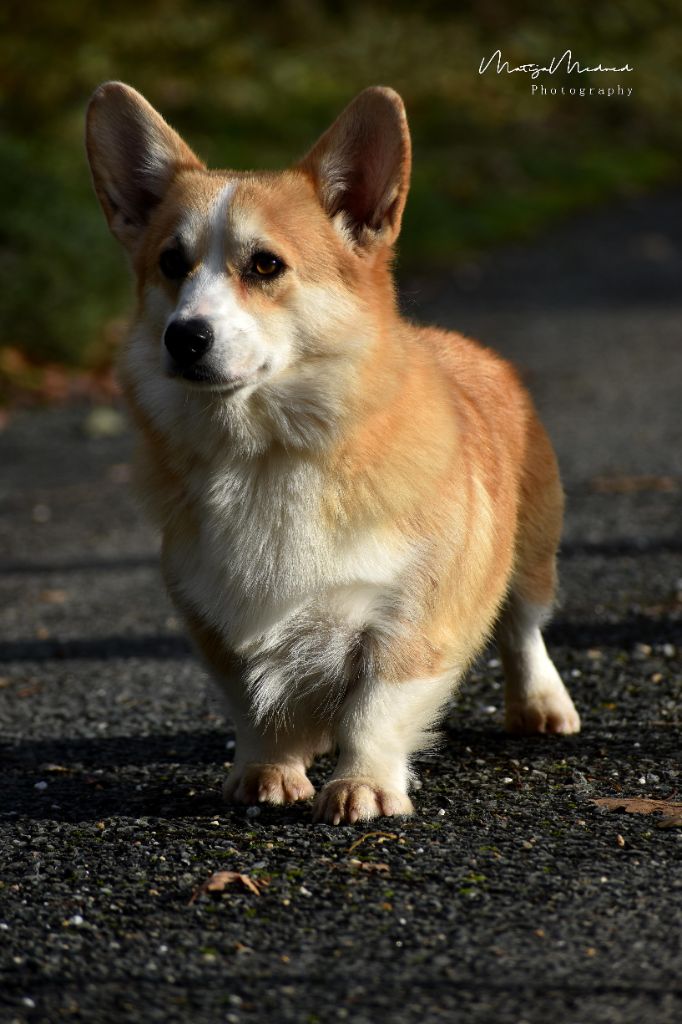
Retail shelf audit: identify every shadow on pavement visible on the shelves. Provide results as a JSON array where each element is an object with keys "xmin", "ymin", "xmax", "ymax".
[
  {"xmin": 0, "ymin": 612, "xmax": 678, "ymax": 665},
  {"xmin": 3, "ymin": 725, "xmax": 678, "ymax": 823}
]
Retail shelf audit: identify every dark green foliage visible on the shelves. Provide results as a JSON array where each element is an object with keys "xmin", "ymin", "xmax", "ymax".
[{"xmin": 1, "ymin": 0, "xmax": 679, "ymax": 366}]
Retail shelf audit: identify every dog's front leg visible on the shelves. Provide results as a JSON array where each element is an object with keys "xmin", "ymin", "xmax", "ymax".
[
  {"xmin": 223, "ymin": 704, "xmax": 331, "ymax": 808},
  {"xmin": 314, "ymin": 673, "xmax": 455, "ymax": 825},
  {"xmin": 170, "ymin": 591, "xmax": 326, "ymax": 808}
]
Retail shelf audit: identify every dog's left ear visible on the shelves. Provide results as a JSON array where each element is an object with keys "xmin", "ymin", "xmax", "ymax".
[
  {"xmin": 298, "ymin": 87, "xmax": 411, "ymax": 251},
  {"xmin": 86, "ymin": 81, "xmax": 205, "ymax": 253}
]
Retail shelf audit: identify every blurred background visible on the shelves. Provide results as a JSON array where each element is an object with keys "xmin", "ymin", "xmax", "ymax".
[{"xmin": 1, "ymin": 0, "xmax": 680, "ymax": 405}]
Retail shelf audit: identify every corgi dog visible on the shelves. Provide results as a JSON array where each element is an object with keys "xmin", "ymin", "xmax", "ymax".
[{"xmin": 86, "ymin": 82, "xmax": 580, "ymax": 824}]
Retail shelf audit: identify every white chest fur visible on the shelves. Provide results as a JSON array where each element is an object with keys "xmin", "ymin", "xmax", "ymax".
[{"xmin": 164, "ymin": 450, "xmax": 413, "ymax": 720}]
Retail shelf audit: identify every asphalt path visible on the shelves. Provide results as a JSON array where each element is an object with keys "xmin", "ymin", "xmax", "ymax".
[{"xmin": 1, "ymin": 188, "xmax": 681, "ymax": 1023}]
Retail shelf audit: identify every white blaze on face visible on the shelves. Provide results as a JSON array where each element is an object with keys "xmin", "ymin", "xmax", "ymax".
[{"xmin": 167, "ymin": 183, "xmax": 288, "ymax": 383}]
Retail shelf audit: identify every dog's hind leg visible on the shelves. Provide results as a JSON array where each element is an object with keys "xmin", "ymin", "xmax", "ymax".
[
  {"xmin": 495, "ymin": 415, "xmax": 580, "ymax": 735},
  {"xmin": 496, "ymin": 585, "xmax": 580, "ymax": 735}
]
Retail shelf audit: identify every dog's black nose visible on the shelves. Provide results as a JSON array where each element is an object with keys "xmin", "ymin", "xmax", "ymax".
[{"xmin": 164, "ymin": 318, "xmax": 214, "ymax": 367}]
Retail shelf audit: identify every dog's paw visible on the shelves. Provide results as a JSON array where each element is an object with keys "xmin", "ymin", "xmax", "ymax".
[
  {"xmin": 505, "ymin": 687, "xmax": 581, "ymax": 735},
  {"xmin": 223, "ymin": 763, "xmax": 315, "ymax": 806},
  {"xmin": 312, "ymin": 777, "xmax": 414, "ymax": 825}
]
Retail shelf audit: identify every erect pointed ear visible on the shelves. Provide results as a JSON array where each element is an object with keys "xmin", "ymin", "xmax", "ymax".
[
  {"xmin": 85, "ymin": 81, "xmax": 205, "ymax": 252},
  {"xmin": 298, "ymin": 86, "xmax": 411, "ymax": 251}
]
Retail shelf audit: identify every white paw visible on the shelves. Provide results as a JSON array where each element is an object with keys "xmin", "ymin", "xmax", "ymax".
[
  {"xmin": 223, "ymin": 763, "xmax": 315, "ymax": 805},
  {"xmin": 313, "ymin": 777, "xmax": 414, "ymax": 825},
  {"xmin": 506, "ymin": 686, "xmax": 581, "ymax": 735}
]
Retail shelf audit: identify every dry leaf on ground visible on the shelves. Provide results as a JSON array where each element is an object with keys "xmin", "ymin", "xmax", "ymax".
[
  {"xmin": 347, "ymin": 832, "xmax": 398, "ymax": 855},
  {"xmin": 657, "ymin": 815, "xmax": 682, "ymax": 829},
  {"xmin": 188, "ymin": 871, "xmax": 268, "ymax": 904},
  {"xmin": 348, "ymin": 859, "xmax": 391, "ymax": 874},
  {"xmin": 592, "ymin": 797, "xmax": 682, "ymax": 828}
]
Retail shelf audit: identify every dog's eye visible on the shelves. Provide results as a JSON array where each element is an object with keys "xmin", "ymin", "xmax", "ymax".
[
  {"xmin": 250, "ymin": 252, "xmax": 284, "ymax": 278},
  {"xmin": 159, "ymin": 248, "xmax": 191, "ymax": 281}
]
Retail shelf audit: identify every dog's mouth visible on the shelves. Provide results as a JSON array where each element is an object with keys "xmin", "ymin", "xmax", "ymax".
[{"xmin": 166, "ymin": 363, "xmax": 268, "ymax": 394}]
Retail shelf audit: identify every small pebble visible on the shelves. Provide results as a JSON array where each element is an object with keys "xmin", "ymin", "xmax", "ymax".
[
  {"xmin": 34, "ymin": 781, "xmax": 48, "ymax": 792},
  {"xmin": 245, "ymin": 806, "xmax": 261, "ymax": 818}
]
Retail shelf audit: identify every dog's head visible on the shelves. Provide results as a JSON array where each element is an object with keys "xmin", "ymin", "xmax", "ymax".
[{"xmin": 86, "ymin": 83, "xmax": 411, "ymax": 449}]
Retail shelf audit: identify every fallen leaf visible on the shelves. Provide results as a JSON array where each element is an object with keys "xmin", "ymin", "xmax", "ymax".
[
  {"xmin": 592, "ymin": 796, "xmax": 682, "ymax": 831},
  {"xmin": 593, "ymin": 797, "xmax": 682, "ymax": 814},
  {"xmin": 17, "ymin": 685, "xmax": 42, "ymax": 698},
  {"xmin": 656, "ymin": 815, "xmax": 682, "ymax": 830},
  {"xmin": 347, "ymin": 831, "xmax": 398, "ymax": 855},
  {"xmin": 188, "ymin": 870, "xmax": 267, "ymax": 904},
  {"xmin": 348, "ymin": 859, "xmax": 390, "ymax": 874},
  {"xmin": 39, "ymin": 589, "xmax": 68, "ymax": 604}
]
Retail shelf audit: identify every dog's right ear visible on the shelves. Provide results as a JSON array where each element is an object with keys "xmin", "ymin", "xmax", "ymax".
[
  {"xmin": 298, "ymin": 87, "xmax": 411, "ymax": 253},
  {"xmin": 85, "ymin": 82, "xmax": 204, "ymax": 252}
]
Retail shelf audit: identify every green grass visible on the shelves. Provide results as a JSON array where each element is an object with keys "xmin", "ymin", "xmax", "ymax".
[{"xmin": 1, "ymin": 0, "xmax": 680, "ymax": 374}]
